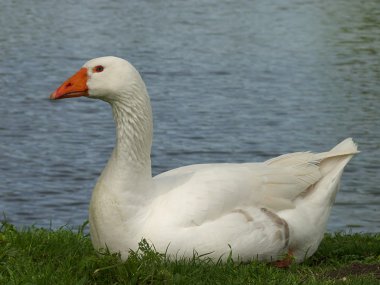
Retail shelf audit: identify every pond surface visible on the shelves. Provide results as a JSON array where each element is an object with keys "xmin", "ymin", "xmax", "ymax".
[{"xmin": 0, "ymin": 0, "xmax": 379, "ymax": 232}]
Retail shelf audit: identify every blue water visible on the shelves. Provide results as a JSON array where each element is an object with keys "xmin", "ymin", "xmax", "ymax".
[{"xmin": 0, "ymin": 0, "xmax": 379, "ymax": 232}]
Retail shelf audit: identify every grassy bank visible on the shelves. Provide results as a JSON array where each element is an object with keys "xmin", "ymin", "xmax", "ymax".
[{"xmin": 0, "ymin": 222, "xmax": 379, "ymax": 284}]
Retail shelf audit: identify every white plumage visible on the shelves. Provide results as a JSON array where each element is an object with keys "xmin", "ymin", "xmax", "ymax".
[{"xmin": 51, "ymin": 56, "xmax": 358, "ymax": 263}]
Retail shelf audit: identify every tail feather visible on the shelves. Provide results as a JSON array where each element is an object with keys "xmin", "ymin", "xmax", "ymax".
[
  {"xmin": 316, "ymin": 138, "xmax": 358, "ymax": 177},
  {"xmin": 329, "ymin": 138, "xmax": 358, "ymax": 153},
  {"xmin": 297, "ymin": 138, "xmax": 358, "ymax": 206},
  {"xmin": 315, "ymin": 138, "xmax": 358, "ymax": 161}
]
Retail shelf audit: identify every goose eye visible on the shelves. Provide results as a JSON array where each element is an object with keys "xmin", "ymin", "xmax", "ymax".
[{"xmin": 93, "ymin": 65, "xmax": 104, "ymax": 73}]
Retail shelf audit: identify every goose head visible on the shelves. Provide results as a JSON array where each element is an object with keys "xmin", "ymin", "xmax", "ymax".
[
  {"xmin": 50, "ymin": 56, "xmax": 154, "ymax": 164},
  {"xmin": 50, "ymin": 56, "xmax": 147, "ymax": 104}
]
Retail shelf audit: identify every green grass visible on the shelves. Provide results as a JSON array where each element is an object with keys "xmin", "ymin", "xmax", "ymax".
[{"xmin": 0, "ymin": 221, "xmax": 379, "ymax": 284}]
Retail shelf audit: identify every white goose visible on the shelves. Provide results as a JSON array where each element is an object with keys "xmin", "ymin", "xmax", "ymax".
[{"xmin": 50, "ymin": 56, "xmax": 358, "ymax": 264}]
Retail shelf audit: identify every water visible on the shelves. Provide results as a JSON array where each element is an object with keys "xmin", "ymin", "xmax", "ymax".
[{"xmin": 0, "ymin": 0, "xmax": 379, "ymax": 232}]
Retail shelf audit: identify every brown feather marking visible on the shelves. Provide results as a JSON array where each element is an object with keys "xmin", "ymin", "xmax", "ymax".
[
  {"xmin": 232, "ymin": 209, "xmax": 254, "ymax": 222},
  {"xmin": 261, "ymin": 208, "xmax": 289, "ymax": 248}
]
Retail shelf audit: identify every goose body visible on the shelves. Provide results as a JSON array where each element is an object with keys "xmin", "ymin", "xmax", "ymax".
[{"xmin": 51, "ymin": 56, "xmax": 358, "ymax": 262}]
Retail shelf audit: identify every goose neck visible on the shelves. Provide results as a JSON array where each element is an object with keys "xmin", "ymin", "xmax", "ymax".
[{"xmin": 110, "ymin": 95, "xmax": 153, "ymax": 174}]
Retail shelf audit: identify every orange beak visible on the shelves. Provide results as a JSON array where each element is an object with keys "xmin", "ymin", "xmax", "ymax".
[{"xmin": 50, "ymin": 68, "xmax": 89, "ymax": 100}]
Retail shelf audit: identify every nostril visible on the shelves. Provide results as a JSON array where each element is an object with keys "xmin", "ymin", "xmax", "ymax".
[{"xmin": 65, "ymin": 82, "xmax": 73, "ymax": 88}]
